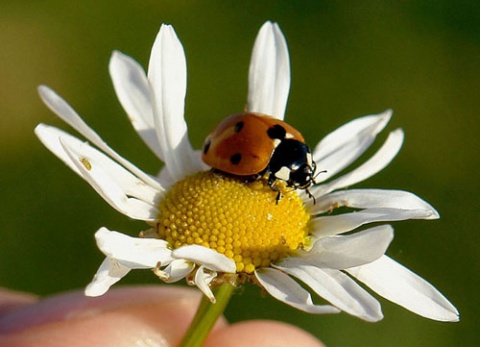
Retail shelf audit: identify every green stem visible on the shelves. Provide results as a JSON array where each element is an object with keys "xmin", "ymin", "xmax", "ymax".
[{"xmin": 180, "ymin": 281, "xmax": 236, "ymax": 347}]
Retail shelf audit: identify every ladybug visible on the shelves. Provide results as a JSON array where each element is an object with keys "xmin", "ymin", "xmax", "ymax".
[{"xmin": 202, "ymin": 112, "xmax": 318, "ymax": 202}]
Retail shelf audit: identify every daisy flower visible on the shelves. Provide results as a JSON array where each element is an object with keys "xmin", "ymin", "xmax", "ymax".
[{"xmin": 35, "ymin": 21, "xmax": 458, "ymax": 331}]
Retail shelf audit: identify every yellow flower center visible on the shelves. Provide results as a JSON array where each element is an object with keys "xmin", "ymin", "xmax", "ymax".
[{"xmin": 157, "ymin": 171, "xmax": 310, "ymax": 273}]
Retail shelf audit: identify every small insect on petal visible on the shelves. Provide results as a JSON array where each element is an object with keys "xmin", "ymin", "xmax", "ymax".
[{"xmin": 80, "ymin": 157, "xmax": 92, "ymax": 171}]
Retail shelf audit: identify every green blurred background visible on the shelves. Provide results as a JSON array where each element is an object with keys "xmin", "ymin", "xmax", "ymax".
[{"xmin": 1, "ymin": 1, "xmax": 478, "ymax": 345}]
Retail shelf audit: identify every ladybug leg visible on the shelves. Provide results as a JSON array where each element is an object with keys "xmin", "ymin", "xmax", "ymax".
[
  {"xmin": 305, "ymin": 188, "xmax": 316, "ymax": 205},
  {"xmin": 266, "ymin": 169, "xmax": 276, "ymax": 188},
  {"xmin": 266, "ymin": 174, "xmax": 284, "ymax": 204},
  {"xmin": 275, "ymin": 190, "xmax": 284, "ymax": 204}
]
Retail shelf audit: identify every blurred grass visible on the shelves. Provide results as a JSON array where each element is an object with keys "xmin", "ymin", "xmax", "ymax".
[{"xmin": 1, "ymin": 1, "xmax": 479, "ymax": 346}]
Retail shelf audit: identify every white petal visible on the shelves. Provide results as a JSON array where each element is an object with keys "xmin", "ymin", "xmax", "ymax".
[
  {"xmin": 109, "ymin": 51, "xmax": 164, "ymax": 161},
  {"xmin": 172, "ymin": 245, "xmax": 236, "ymax": 273},
  {"xmin": 157, "ymin": 165, "xmax": 176, "ymax": 189},
  {"xmin": 311, "ymin": 128, "xmax": 404, "ymax": 197},
  {"xmin": 38, "ymin": 85, "xmax": 162, "ymax": 190},
  {"xmin": 347, "ymin": 255, "xmax": 459, "ymax": 322},
  {"xmin": 313, "ymin": 110, "xmax": 392, "ymax": 182},
  {"xmin": 61, "ymin": 139, "xmax": 159, "ymax": 221},
  {"xmin": 255, "ymin": 268, "xmax": 340, "ymax": 314},
  {"xmin": 84, "ymin": 257, "xmax": 131, "ymax": 297},
  {"xmin": 158, "ymin": 259, "xmax": 195, "ymax": 283},
  {"xmin": 94, "ymin": 227, "xmax": 172, "ymax": 268},
  {"xmin": 310, "ymin": 189, "xmax": 440, "ymax": 218},
  {"xmin": 193, "ymin": 149, "xmax": 211, "ymax": 171},
  {"xmin": 35, "ymin": 124, "xmax": 85, "ymax": 177},
  {"xmin": 311, "ymin": 208, "xmax": 435, "ymax": 237},
  {"xmin": 275, "ymin": 264, "xmax": 382, "ymax": 321},
  {"xmin": 36, "ymin": 124, "xmax": 163, "ymax": 206},
  {"xmin": 156, "ymin": 149, "xmax": 208, "ymax": 188},
  {"xmin": 195, "ymin": 265, "xmax": 217, "ymax": 303},
  {"xmin": 148, "ymin": 24, "xmax": 197, "ymax": 178},
  {"xmin": 247, "ymin": 21, "xmax": 290, "ymax": 119},
  {"xmin": 285, "ymin": 225, "xmax": 393, "ymax": 269}
]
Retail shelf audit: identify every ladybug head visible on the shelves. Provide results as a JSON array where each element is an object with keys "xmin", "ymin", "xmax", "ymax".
[
  {"xmin": 288, "ymin": 159, "xmax": 317, "ymax": 190},
  {"xmin": 267, "ymin": 139, "xmax": 317, "ymax": 189}
]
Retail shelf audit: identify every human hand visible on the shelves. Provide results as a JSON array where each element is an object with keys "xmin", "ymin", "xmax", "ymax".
[{"xmin": 0, "ymin": 286, "xmax": 323, "ymax": 347}]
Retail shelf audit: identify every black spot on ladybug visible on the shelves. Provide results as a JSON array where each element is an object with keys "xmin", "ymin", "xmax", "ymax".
[
  {"xmin": 203, "ymin": 139, "xmax": 211, "ymax": 154},
  {"xmin": 267, "ymin": 124, "xmax": 287, "ymax": 140},
  {"xmin": 234, "ymin": 121, "xmax": 244, "ymax": 133},
  {"xmin": 230, "ymin": 153, "xmax": 242, "ymax": 165}
]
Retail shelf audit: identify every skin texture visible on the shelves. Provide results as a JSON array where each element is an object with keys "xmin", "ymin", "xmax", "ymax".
[{"xmin": 0, "ymin": 286, "xmax": 324, "ymax": 347}]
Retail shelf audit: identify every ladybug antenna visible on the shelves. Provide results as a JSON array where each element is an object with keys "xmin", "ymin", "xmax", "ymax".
[{"xmin": 313, "ymin": 169, "xmax": 327, "ymax": 183}]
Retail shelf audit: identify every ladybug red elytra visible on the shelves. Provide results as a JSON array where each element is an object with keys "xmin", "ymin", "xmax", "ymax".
[{"xmin": 202, "ymin": 113, "xmax": 318, "ymax": 202}]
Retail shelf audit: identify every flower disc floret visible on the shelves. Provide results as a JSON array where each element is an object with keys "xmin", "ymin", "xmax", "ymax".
[{"xmin": 157, "ymin": 171, "xmax": 311, "ymax": 273}]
